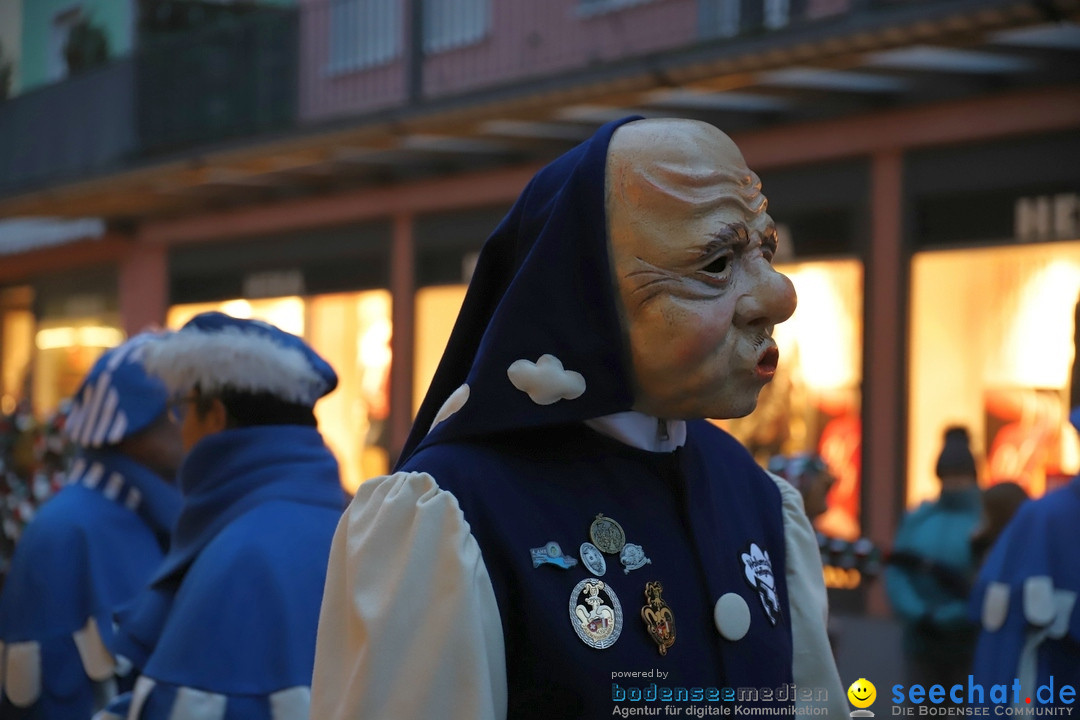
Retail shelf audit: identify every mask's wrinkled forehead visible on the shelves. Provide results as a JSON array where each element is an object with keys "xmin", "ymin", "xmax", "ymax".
[{"xmin": 608, "ymin": 120, "xmax": 769, "ymax": 232}]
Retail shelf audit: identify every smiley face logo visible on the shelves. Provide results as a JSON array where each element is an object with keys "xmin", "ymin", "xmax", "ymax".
[{"xmin": 847, "ymin": 678, "xmax": 876, "ymax": 709}]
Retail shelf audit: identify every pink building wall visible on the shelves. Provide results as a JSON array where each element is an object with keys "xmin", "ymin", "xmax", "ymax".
[{"xmin": 299, "ymin": 0, "xmax": 697, "ymax": 124}]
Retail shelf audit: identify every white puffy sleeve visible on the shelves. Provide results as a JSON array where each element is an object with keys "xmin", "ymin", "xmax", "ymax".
[
  {"xmin": 768, "ymin": 472, "xmax": 850, "ymax": 717},
  {"xmin": 309, "ymin": 472, "xmax": 508, "ymax": 720}
]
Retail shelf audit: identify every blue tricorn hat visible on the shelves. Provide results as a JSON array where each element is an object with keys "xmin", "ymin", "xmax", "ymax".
[
  {"xmin": 141, "ymin": 312, "xmax": 337, "ymax": 407},
  {"xmin": 65, "ymin": 333, "xmax": 171, "ymax": 448}
]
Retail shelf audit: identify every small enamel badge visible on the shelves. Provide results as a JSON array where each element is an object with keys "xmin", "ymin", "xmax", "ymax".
[
  {"xmin": 620, "ymin": 543, "xmax": 652, "ymax": 574},
  {"xmin": 589, "ymin": 514, "xmax": 626, "ymax": 554},
  {"xmin": 570, "ymin": 579, "xmax": 623, "ymax": 649},
  {"xmin": 531, "ymin": 541, "xmax": 578, "ymax": 569},
  {"xmin": 741, "ymin": 543, "xmax": 781, "ymax": 626},
  {"xmin": 641, "ymin": 581, "xmax": 676, "ymax": 656},
  {"xmin": 579, "ymin": 542, "xmax": 607, "ymax": 576}
]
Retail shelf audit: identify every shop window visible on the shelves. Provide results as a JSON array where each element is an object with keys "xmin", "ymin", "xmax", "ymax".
[
  {"xmin": 168, "ymin": 297, "xmax": 305, "ymax": 337},
  {"xmin": 1, "ymin": 287, "xmax": 35, "ymax": 417},
  {"xmin": 308, "ymin": 292, "xmax": 392, "ymax": 495},
  {"xmin": 719, "ymin": 259, "xmax": 864, "ymax": 541},
  {"xmin": 414, "ymin": 285, "xmax": 468, "ymax": 417},
  {"xmin": 909, "ymin": 242, "xmax": 1080, "ymax": 508},
  {"xmin": 327, "ymin": 0, "xmax": 402, "ymax": 73},
  {"xmin": 424, "ymin": 0, "xmax": 490, "ymax": 53},
  {"xmin": 32, "ymin": 318, "xmax": 124, "ymax": 417}
]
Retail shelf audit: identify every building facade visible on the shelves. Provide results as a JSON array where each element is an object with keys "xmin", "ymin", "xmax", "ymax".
[{"xmin": 1, "ymin": 0, "xmax": 1079, "ymax": 612}]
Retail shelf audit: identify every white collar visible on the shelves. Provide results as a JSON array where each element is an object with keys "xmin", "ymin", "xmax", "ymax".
[{"xmin": 584, "ymin": 411, "xmax": 687, "ymax": 453}]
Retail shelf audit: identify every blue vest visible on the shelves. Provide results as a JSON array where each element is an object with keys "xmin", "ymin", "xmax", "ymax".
[{"xmin": 403, "ymin": 420, "xmax": 792, "ymax": 718}]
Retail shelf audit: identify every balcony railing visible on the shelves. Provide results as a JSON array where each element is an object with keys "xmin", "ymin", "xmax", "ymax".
[
  {"xmin": 137, "ymin": 5, "xmax": 298, "ymax": 155},
  {"xmin": 0, "ymin": 0, "xmax": 937, "ymax": 198},
  {"xmin": 0, "ymin": 59, "xmax": 135, "ymax": 196}
]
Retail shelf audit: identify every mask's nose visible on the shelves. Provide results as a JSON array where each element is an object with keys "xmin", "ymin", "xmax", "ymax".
[{"xmin": 734, "ymin": 264, "xmax": 797, "ymax": 330}]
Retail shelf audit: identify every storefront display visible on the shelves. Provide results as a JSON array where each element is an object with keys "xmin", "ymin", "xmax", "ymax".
[
  {"xmin": 908, "ymin": 241, "xmax": 1080, "ymax": 507},
  {"xmin": 721, "ymin": 259, "xmax": 864, "ymax": 540}
]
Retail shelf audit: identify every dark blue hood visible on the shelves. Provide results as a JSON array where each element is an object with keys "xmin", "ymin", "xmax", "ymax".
[{"xmin": 399, "ymin": 117, "xmax": 642, "ymax": 467}]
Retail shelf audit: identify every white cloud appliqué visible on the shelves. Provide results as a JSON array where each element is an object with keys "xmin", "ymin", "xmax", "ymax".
[
  {"xmin": 429, "ymin": 384, "xmax": 470, "ymax": 432},
  {"xmin": 507, "ymin": 355, "xmax": 586, "ymax": 406}
]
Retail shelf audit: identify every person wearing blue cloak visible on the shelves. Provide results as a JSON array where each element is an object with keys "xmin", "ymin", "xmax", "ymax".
[
  {"xmin": 309, "ymin": 117, "xmax": 848, "ymax": 718},
  {"xmin": 0, "ymin": 334, "xmax": 185, "ymax": 719},
  {"xmin": 969, "ymin": 388, "xmax": 1080, "ymax": 700},
  {"xmin": 97, "ymin": 313, "xmax": 346, "ymax": 720}
]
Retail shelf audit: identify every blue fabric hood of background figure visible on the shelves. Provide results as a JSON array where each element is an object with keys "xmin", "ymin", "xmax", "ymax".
[
  {"xmin": 0, "ymin": 335, "xmax": 182, "ymax": 719},
  {"xmin": 399, "ymin": 117, "xmax": 639, "ymax": 466}
]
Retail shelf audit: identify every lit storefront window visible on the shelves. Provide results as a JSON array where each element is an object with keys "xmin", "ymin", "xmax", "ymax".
[
  {"xmin": 909, "ymin": 242, "xmax": 1080, "ymax": 508},
  {"xmin": 32, "ymin": 317, "xmax": 124, "ymax": 416},
  {"xmin": 721, "ymin": 259, "xmax": 864, "ymax": 540},
  {"xmin": 414, "ymin": 285, "xmax": 468, "ymax": 416},
  {"xmin": 1, "ymin": 304, "xmax": 34, "ymax": 416}
]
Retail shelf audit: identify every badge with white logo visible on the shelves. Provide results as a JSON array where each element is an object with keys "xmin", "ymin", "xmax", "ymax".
[
  {"xmin": 570, "ymin": 579, "xmax": 623, "ymax": 649},
  {"xmin": 580, "ymin": 542, "xmax": 607, "ymax": 576},
  {"xmin": 741, "ymin": 543, "xmax": 781, "ymax": 626},
  {"xmin": 531, "ymin": 541, "xmax": 578, "ymax": 569},
  {"xmin": 620, "ymin": 543, "xmax": 651, "ymax": 574}
]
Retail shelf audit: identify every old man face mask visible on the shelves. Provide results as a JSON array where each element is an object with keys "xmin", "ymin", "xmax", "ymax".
[{"xmin": 606, "ymin": 119, "xmax": 797, "ymax": 420}]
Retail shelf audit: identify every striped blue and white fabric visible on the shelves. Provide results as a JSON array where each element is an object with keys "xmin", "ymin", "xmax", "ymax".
[
  {"xmin": 0, "ymin": 451, "xmax": 181, "ymax": 718},
  {"xmin": 0, "ymin": 335, "xmax": 182, "ymax": 719},
  {"xmin": 65, "ymin": 333, "xmax": 171, "ymax": 449}
]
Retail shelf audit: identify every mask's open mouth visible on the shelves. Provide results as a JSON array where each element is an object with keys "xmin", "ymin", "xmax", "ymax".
[{"xmin": 756, "ymin": 346, "xmax": 779, "ymax": 379}]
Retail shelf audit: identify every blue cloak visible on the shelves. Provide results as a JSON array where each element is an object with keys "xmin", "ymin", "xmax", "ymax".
[
  {"xmin": 0, "ymin": 451, "xmax": 180, "ymax": 719},
  {"xmin": 106, "ymin": 425, "xmax": 344, "ymax": 719},
  {"xmin": 971, "ymin": 476, "xmax": 1080, "ymax": 699}
]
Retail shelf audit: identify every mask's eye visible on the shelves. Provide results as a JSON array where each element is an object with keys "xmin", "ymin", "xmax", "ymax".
[
  {"xmin": 702, "ymin": 256, "xmax": 729, "ymax": 274},
  {"xmin": 762, "ymin": 229, "xmax": 778, "ymax": 263}
]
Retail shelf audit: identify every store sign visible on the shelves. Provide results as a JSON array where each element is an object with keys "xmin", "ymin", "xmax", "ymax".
[
  {"xmin": 1014, "ymin": 193, "xmax": 1079, "ymax": 242},
  {"xmin": 242, "ymin": 270, "xmax": 305, "ymax": 299}
]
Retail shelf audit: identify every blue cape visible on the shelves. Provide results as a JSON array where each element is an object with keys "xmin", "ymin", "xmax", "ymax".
[
  {"xmin": 113, "ymin": 425, "xmax": 344, "ymax": 710},
  {"xmin": 0, "ymin": 450, "xmax": 180, "ymax": 719},
  {"xmin": 971, "ymin": 476, "xmax": 1080, "ymax": 693}
]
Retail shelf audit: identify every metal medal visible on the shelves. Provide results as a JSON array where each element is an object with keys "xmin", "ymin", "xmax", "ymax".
[
  {"xmin": 530, "ymin": 541, "xmax": 578, "ymax": 569},
  {"xmin": 589, "ymin": 513, "xmax": 626, "ymax": 555},
  {"xmin": 579, "ymin": 542, "xmax": 607, "ymax": 576},
  {"xmin": 641, "ymin": 581, "xmax": 676, "ymax": 656},
  {"xmin": 569, "ymin": 579, "xmax": 623, "ymax": 649},
  {"xmin": 620, "ymin": 543, "xmax": 652, "ymax": 574}
]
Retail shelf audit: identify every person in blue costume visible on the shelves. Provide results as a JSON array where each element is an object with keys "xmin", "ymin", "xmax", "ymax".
[
  {"xmin": 970, "ymin": 472, "xmax": 1080, "ymax": 701},
  {"xmin": 968, "ymin": 301, "xmax": 1080, "ymax": 702},
  {"xmin": 98, "ymin": 313, "xmax": 346, "ymax": 720},
  {"xmin": 310, "ymin": 118, "xmax": 848, "ymax": 718},
  {"xmin": 886, "ymin": 426, "xmax": 982, "ymax": 693},
  {"xmin": 0, "ymin": 334, "xmax": 185, "ymax": 719}
]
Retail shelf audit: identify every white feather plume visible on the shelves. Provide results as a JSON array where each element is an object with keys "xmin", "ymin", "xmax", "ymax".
[{"xmin": 141, "ymin": 325, "xmax": 329, "ymax": 406}]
